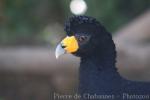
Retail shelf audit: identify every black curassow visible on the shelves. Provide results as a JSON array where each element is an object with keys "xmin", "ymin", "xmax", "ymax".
[{"xmin": 55, "ymin": 16, "xmax": 150, "ymax": 100}]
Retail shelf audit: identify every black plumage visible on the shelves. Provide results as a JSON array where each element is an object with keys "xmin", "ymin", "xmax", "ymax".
[{"xmin": 64, "ymin": 16, "xmax": 150, "ymax": 100}]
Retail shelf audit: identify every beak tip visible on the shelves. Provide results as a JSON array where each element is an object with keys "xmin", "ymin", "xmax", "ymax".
[
  {"xmin": 55, "ymin": 43, "xmax": 65, "ymax": 59},
  {"xmin": 55, "ymin": 53, "xmax": 59, "ymax": 59}
]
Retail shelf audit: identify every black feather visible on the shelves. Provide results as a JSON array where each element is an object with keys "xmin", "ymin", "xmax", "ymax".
[{"xmin": 64, "ymin": 16, "xmax": 150, "ymax": 100}]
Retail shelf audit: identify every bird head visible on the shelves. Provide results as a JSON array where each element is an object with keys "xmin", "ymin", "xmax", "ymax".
[{"xmin": 55, "ymin": 16, "xmax": 112, "ymax": 58}]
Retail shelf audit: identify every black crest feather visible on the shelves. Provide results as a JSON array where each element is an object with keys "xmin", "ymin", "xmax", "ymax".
[{"xmin": 64, "ymin": 16, "xmax": 102, "ymax": 36}]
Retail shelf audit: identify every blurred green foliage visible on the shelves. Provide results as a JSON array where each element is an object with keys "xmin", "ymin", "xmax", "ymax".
[
  {"xmin": 0, "ymin": 0, "xmax": 64, "ymax": 45},
  {"xmin": 63, "ymin": 0, "xmax": 150, "ymax": 31},
  {"xmin": 85, "ymin": 0, "xmax": 150, "ymax": 31},
  {"xmin": 0, "ymin": 0, "xmax": 149, "ymax": 45}
]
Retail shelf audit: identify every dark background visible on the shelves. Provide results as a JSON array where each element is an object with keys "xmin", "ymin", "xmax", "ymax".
[{"xmin": 0, "ymin": 0, "xmax": 149, "ymax": 46}]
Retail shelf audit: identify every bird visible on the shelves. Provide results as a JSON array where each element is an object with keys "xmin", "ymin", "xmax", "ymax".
[{"xmin": 55, "ymin": 16, "xmax": 150, "ymax": 100}]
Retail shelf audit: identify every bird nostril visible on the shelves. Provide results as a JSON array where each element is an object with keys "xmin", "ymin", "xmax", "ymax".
[{"xmin": 61, "ymin": 45, "xmax": 66, "ymax": 48}]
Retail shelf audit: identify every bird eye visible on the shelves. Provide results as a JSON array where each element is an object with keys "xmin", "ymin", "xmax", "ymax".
[
  {"xmin": 76, "ymin": 35, "xmax": 90, "ymax": 44},
  {"xmin": 79, "ymin": 36, "xmax": 87, "ymax": 42}
]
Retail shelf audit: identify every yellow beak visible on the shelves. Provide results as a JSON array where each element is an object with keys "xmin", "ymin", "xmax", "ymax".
[{"xmin": 55, "ymin": 36, "xmax": 79, "ymax": 59}]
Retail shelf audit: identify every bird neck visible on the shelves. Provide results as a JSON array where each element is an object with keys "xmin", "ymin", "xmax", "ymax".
[
  {"xmin": 80, "ymin": 54, "xmax": 116, "ymax": 71},
  {"xmin": 79, "ymin": 52, "xmax": 120, "ymax": 94}
]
